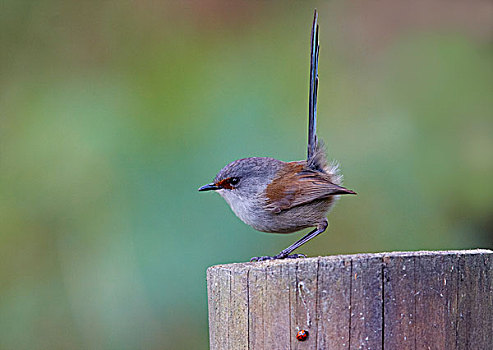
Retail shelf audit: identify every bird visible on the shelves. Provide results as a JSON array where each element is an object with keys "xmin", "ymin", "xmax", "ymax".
[{"xmin": 198, "ymin": 10, "xmax": 356, "ymax": 261}]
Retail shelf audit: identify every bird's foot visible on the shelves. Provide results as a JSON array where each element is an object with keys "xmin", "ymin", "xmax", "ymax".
[{"xmin": 250, "ymin": 253, "xmax": 306, "ymax": 262}]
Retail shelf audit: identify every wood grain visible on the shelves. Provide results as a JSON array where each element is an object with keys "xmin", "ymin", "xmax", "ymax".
[{"xmin": 207, "ymin": 250, "xmax": 492, "ymax": 350}]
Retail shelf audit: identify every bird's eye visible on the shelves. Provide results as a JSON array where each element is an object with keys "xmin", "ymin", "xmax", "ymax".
[{"xmin": 229, "ymin": 177, "xmax": 240, "ymax": 186}]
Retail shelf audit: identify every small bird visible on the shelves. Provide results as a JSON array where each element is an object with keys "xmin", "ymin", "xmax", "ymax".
[{"xmin": 199, "ymin": 10, "xmax": 356, "ymax": 261}]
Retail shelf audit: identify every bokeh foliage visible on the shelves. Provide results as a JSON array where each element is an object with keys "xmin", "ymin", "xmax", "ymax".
[{"xmin": 1, "ymin": 1, "xmax": 492, "ymax": 349}]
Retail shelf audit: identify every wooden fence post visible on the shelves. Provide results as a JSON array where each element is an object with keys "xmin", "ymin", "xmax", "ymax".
[{"xmin": 207, "ymin": 249, "xmax": 492, "ymax": 350}]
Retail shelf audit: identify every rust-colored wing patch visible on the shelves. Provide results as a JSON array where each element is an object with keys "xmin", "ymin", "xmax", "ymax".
[{"xmin": 265, "ymin": 161, "xmax": 352, "ymax": 213}]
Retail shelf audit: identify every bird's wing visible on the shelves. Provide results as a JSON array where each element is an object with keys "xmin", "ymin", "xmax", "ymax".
[{"xmin": 264, "ymin": 162, "xmax": 353, "ymax": 213}]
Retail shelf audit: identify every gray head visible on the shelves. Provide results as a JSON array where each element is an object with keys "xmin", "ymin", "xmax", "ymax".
[{"xmin": 198, "ymin": 157, "xmax": 284, "ymax": 205}]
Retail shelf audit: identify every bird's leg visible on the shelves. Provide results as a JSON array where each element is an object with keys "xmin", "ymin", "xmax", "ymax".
[
  {"xmin": 276, "ymin": 219, "xmax": 328, "ymax": 258},
  {"xmin": 251, "ymin": 253, "xmax": 306, "ymax": 262},
  {"xmin": 250, "ymin": 219, "xmax": 328, "ymax": 262}
]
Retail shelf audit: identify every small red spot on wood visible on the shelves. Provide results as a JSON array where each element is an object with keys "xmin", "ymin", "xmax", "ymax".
[{"xmin": 296, "ymin": 329, "xmax": 309, "ymax": 341}]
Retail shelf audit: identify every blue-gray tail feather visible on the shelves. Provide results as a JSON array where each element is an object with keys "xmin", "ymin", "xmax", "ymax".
[{"xmin": 307, "ymin": 10, "xmax": 320, "ymax": 165}]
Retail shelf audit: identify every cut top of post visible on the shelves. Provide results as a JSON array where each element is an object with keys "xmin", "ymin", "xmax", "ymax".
[{"xmin": 208, "ymin": 249, "xmax": 492, "ymax": 272}]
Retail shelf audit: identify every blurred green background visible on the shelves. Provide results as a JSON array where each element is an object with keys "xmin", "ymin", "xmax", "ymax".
[{"xmin": 1, "ymin": 1, "xmax": 492, "ymax": 349}]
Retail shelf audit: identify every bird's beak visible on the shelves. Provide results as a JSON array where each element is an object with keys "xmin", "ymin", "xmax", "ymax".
[{"xmin": 198, "ymin": 183, "xmax": 220, "ymax": 192}]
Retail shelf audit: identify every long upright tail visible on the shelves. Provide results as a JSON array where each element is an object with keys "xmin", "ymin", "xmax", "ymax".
[{"xmin": 307, "ymin": 10, "xmax": 320, "ymax": 162}]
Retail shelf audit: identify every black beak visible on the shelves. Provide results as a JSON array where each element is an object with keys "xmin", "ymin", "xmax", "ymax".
[{"xmin": 198, "ymin": 183, "xmax": 220, "ymax": 192}]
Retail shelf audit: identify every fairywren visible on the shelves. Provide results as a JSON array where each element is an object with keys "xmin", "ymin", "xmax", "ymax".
[{"xmin": 199, "ymin": 10, "xmax": 356, "ymax": 261}]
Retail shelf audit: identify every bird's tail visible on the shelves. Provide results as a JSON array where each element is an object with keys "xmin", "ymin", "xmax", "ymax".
[
  {"xmin": 307, "ymin": 10, "xmax": 326, "ymax": 170},
  {"xmin": 307, "ymin": 10, "xmax": 320, "ymax": 165}
]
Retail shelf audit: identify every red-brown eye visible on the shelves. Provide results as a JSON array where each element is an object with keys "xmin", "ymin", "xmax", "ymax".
[{"xmin": 229, "ymin": 177, "xmax": 240, "ymax": 185}]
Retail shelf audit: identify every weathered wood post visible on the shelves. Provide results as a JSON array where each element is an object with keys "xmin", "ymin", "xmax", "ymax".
[{"xmin": 207, "ymin": 249, "xmax": 492, "ymax": 349}]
